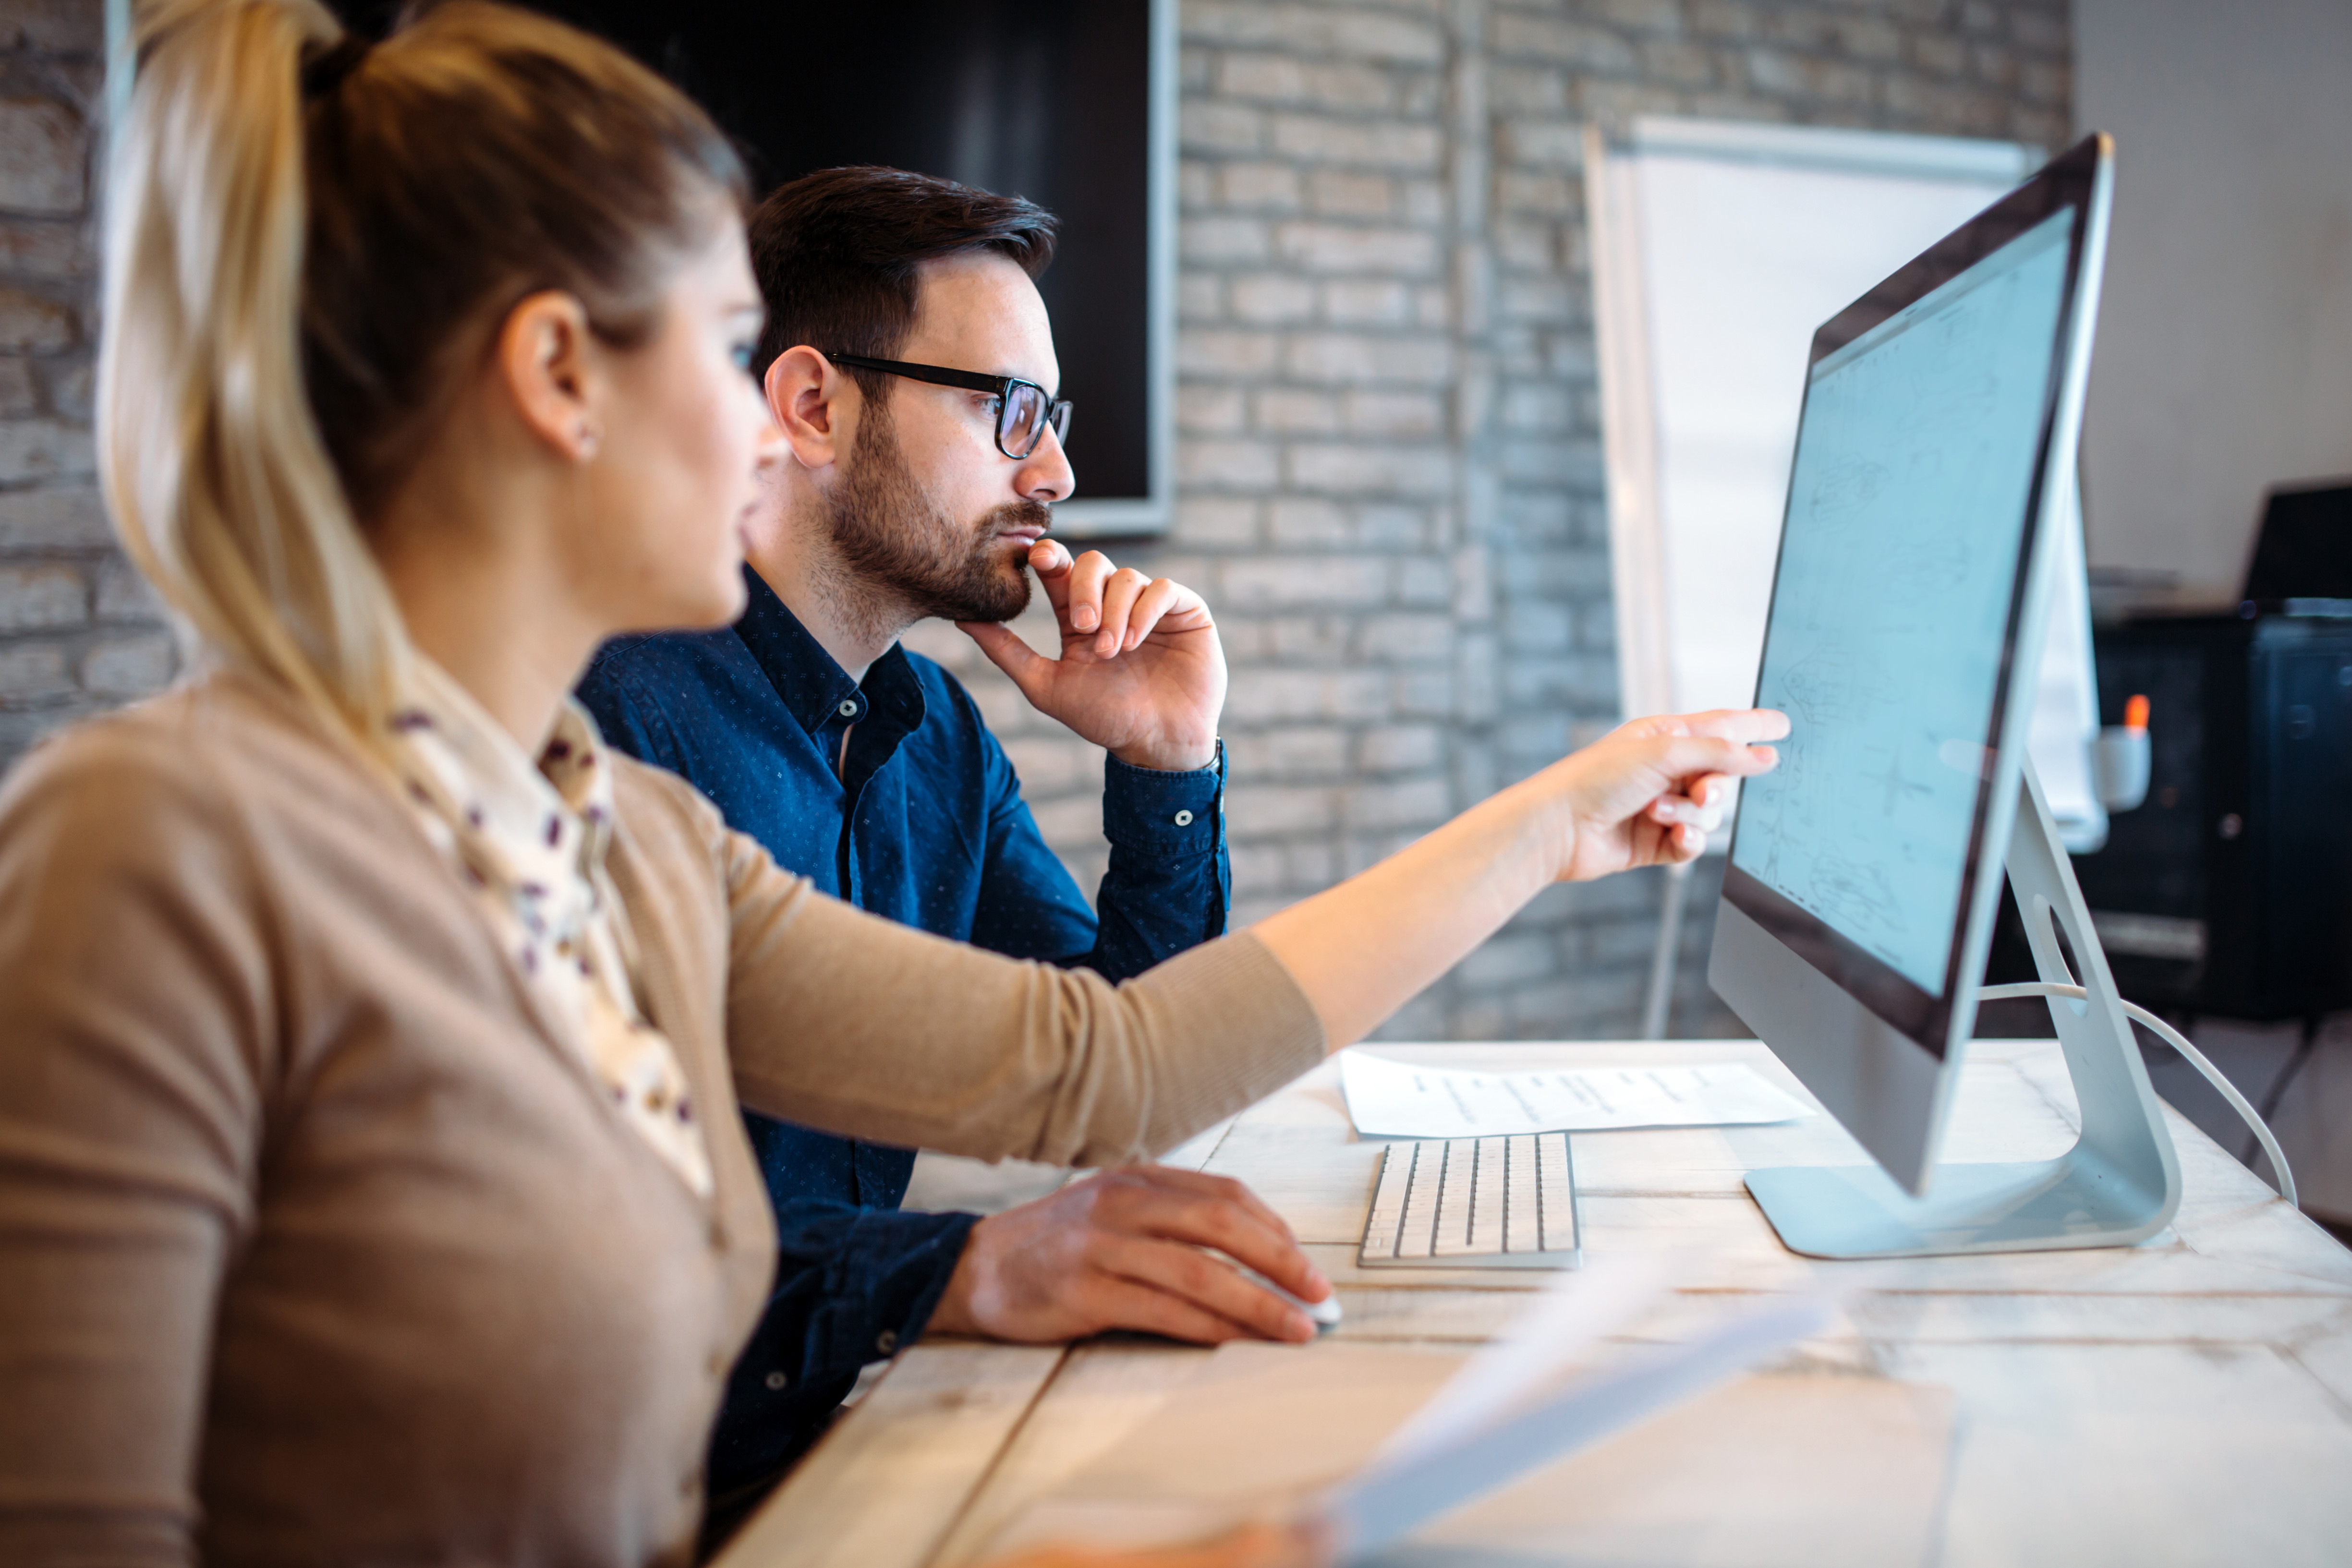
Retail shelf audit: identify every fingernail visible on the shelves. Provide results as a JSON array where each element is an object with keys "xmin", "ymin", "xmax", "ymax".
[
  {"xmin": 1288, "ymin": 1310, "xmax": 1315, "ymax": 1339},
  {"xmin": 1074, "ymin": 606, "xmax": 1096, "ymax": 630},
  {"xmin": 1098, "ymin": 633, "xmax": 1118, "ymax": 656},
  {"xmin": 1306, "ymin": 1263, "xmax": 1330, "ymax": 1292}
]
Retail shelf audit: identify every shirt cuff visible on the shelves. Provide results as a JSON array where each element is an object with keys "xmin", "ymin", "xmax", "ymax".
[
  {"xmin": 1101, "ymin": 739, "xmax": 1224, "ymax": 856},
  {"xmin": 805, "ymin": 1206, "xmax": 981, "ymax": 1373},
  {"xmin": 707, "ymin": 1204, "xmax": 979, "ymax": 1497}
]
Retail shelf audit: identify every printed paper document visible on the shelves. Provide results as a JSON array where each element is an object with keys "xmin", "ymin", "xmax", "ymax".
[{"xmin": 1339, "ymin": 1050, "xmax": 1809, "ymax": 1139}]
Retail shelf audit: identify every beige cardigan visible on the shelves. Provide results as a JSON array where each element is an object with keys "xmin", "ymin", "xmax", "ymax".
[{"xmin": 0, "ymin": 673, "xmax": 1324, "ymax": 1567}]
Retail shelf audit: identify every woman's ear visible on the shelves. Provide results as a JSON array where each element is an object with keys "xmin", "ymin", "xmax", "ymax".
[
  {"xmin": 496, "ymin": 290, "xmax": 603, "ymax": 464},
  {"xmin": 764, "ymin": 345, "xmax": 857, "ymax": 475}
]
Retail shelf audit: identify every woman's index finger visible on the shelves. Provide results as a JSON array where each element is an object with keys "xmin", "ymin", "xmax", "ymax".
[{"xmin": 1679, "ymin": 707, "xmax": 1791, "ymax": 743}]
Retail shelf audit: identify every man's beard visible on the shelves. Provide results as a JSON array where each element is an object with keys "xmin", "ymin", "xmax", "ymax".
[{"xmin": 823, "ymin": 404, "xmax": 1046, "ymax": 626}]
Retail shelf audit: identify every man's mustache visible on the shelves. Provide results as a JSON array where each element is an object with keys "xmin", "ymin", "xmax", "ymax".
[{"xmin": 985, "ymin": 500, "xmax": 1055, "ymax": 539}]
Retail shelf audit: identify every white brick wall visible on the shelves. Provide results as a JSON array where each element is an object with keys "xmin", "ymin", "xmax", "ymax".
[
  {"xmin": 0, "ymin": 0, "xmax": 181, "ymax": 761},
  {"xmin": 909, "ymin": 0, "xmax": 2073, "ymax": 1041},
  {"xmin": 1, "ymin": 0, "xmax": 2072, "ymax": 1042}
]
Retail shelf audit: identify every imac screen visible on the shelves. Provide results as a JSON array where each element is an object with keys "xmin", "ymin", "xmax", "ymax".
[{"xmin": 1730, "ymin": 207, "xmax": 2077, "ymax": 999}]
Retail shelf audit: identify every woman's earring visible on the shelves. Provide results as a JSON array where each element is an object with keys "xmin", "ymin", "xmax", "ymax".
[{"xmin": 577, "ymin": 426, "xmax": 600, "ymax": 461}]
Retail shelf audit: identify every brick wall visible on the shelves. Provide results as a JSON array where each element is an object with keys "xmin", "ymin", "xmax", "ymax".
[
  {"xmin": 0, "ymin": 0, "xmax": 2072, "ymax": 1043},
  {"xmin": 908, "ymin": 0, "xmax": 2073, "ymax": 1040},
  {"xmin": 0, "ymin": 0, "xmax": 178, "ymax": 761}
]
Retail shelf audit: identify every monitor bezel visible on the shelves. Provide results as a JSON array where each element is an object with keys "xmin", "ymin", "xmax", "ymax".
[{"xmin": 1721, "ymin": 133, "xmax": 2107, "ymax": 1058}]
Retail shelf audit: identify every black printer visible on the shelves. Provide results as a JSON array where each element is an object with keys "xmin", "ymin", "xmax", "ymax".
[{"xmin": 2064, "ymin": 480, "xmax": 2352, "ymax": 1022}]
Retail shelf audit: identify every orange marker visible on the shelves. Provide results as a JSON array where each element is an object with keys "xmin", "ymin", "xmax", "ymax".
[{"xmin": 2123, "ymin": 694, "xmax": 2149, "ymax": 732}]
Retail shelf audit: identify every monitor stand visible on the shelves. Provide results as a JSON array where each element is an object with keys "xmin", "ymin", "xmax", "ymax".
[{"xmin": 1745, "ymin": 769, "xmax": 2183, "ymax": 1259}]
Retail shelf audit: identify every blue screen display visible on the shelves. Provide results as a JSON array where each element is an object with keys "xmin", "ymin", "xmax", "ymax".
[{"xmin": 1731, "ymin": 209, "xmax": 2076, "ymax": 996}]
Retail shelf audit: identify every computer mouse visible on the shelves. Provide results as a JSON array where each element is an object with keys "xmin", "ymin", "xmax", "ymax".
[{"xmin": 1237, "ymin": 1265, "xmax": 1344, "ymax": 1333}]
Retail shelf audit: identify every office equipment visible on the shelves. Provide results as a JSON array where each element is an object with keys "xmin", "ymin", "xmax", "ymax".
[
  {"xmin": 1357, "ymin": 1134, "xmax": 1580, "ymax": 1268},
  {"xmin": 1583, "ymin": 119, "xmax": 2111, "ymax": 1031},
  {"xmin": 480, "ymin": 0, "xmax": 1175, "ymax": 536},
  {"xmin": 1241, "ymin": 1273, "xmax": 1343, "ymax": 1332},
  {"xmin": 717, "ymin": 1042, "xmax": 2350, "ymax": 1568},
  {"xmin": 1704, "ymin": 134, "xmax": 2194, "ymax": 1258},
  {"xmin": 2044, "ymin": 481, "xmax": 2352, "ymax": 1025},
  {"xmin": 1338, "ymin": 1050, "xmax": 1806, "ymax": 1139},
  {"xmin": 2069, "ymin": 608, "xmax": 2352, "ymax": 1021}
]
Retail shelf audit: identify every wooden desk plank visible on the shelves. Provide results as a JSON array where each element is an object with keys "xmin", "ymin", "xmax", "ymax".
[
  {"xmin": 926, "ymin": 1343, "xmax": 1213, "ymax": 1567},
  {"xmin": 1889, "ymin": 1339, "xmax": 2352, "ymax": 1568},
  {"xmin": 714, "ymin": 1343, "xmax": 1061, "ymax": 1568},
  {"xmin": 2286, "ymin": 1314, "xmax": 2352, "ymax": 1411}
]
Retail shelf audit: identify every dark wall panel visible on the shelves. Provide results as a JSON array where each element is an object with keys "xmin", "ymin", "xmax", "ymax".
[{"xmin": 332, "ymin": 1, "xmax": 1154, "ymax": 505}]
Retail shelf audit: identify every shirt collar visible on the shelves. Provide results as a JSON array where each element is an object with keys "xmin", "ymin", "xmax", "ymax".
[{"xmin": 731, "ymin": 566, "xmax": 926, "ymax": 736}]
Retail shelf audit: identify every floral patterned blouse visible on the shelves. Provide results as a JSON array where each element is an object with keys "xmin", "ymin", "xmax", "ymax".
[{"xmin": 384, "ymin": 660, "xmax": 713, "ymax": 1197}]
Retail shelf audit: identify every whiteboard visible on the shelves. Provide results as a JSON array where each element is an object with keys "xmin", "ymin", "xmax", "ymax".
[{"xmin": 1587, "ymin": 118, "xmax": 2108, "ymax": 850}]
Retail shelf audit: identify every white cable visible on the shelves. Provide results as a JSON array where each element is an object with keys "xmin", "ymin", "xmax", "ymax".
[{"xmin": 1978, "ymin": 982, "xmax": 2297, "ymax": 1209}]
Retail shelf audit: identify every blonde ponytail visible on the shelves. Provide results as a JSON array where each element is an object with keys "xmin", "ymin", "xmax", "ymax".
[
  {"xmin": 97, "ymin": 0, "xmax": 745, "ymax": 749},
  {"xmin": 100, "ymin": 0, "xmax": 407, "ymax": 743}
]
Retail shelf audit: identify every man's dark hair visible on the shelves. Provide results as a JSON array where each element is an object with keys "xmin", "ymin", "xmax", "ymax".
[{"xmin": 747, "ymin": 165, "xmax": 1059, "ymax": 398}]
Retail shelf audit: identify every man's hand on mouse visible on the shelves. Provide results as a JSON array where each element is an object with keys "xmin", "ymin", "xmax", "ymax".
[
  {"xmin": 957, "ymin": 540, "xmax": 1226, "ymax": 774},
  {"xmin": 926, "ymin": 1165, "xmax": 1333, "ymax": 1346}
]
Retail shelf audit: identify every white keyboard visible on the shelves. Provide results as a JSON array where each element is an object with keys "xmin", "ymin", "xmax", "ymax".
[{"xmin": 1358, "ymin": 1132, "xmax": 1581, "ymax": 1268}]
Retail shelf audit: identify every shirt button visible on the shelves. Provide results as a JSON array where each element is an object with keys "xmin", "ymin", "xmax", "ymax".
[
  {"xmin": 876, "ymin": 1330, "xmax": 899, "ymax": 1355},
  {"xmin": 837, "ymin": 699, "xmax": 859, "ymax": 718},
  {"xmin": 1173, "ymin": 809, "xmax": 1194, "ymax": 827},
  {"xmin": 765, "ymin": 1370, "xmax": 789, "ymax": 1391},
  {"xmin": 707, "ymin": 1351, "xmax": 727, "ymax": 1376}
]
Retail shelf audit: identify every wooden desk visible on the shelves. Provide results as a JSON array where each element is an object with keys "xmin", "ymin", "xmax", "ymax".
[{"xmin": 719, "ymin": 1041, "xmax": 2352, "ymax": 1567}]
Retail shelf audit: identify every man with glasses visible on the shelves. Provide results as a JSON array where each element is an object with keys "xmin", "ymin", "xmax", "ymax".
[{"xmin": 576, "ymin": 166, "xmax": 1327, "ymax": 1543}]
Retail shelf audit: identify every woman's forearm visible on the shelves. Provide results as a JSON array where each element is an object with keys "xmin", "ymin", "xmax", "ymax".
[
  {"xmin": 1250, "ymin": 711, "xmax": 1786, "ymax": 1049},
  {"xmin": 1251, "ymin": 774, "xmax": 1561, "ymax": 1048}
]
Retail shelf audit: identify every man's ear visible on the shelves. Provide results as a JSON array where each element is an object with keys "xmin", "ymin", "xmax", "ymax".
[
  {"xmin": 764, "ymin": 345, "xmax": 858, "ymax": 474},
  {"xmin": 495, "ymin": 290, "xmax": 602, "ymax": 463}
]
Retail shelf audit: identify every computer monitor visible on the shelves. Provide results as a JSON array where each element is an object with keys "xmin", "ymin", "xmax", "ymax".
[{"xmin": 1708, "ymin": 135, "xmax": 2182, "ymax": 1257}]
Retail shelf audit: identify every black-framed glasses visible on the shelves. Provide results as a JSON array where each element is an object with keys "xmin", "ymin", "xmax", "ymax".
[{"xmin": 829, "ymin": 353, "xmax": 1073, "ymax": 460}]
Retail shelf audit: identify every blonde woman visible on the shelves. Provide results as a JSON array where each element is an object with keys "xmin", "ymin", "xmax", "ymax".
[{"xmin": 0, "ymin": 2, "xmax": 1783, "ymax": 1564}]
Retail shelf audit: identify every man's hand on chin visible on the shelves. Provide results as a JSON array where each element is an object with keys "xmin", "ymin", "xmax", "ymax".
[
  {"xmin": 956, "ymin": 540, "xmax": 1226, "ymax": 773},
  {"xmin": 922, "ymin": 1166, "xmax": 1332, "ymax": 1345}
]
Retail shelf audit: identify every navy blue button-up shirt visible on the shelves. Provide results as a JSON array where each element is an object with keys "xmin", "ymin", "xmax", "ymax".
[{"xmin": 575, "ymin": 568, "xmax": 1227, "ymax": 1502}]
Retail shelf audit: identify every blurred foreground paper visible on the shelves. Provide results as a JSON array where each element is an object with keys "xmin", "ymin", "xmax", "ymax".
[
  {"xmin": 1340, "ymin": 1049, "xmax": 1810, "ymax": 1139},
  {"xmin": 978, "ymin": 1333, "xmax": 1952, "ymax": 1566}
]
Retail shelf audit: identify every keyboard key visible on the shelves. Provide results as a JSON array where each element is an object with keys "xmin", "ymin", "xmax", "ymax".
[
  {"xmin": 1538, "ymin": 1132, "xmax": 1576, "ymax": 1254},
  {"xmin": 1472, "ymin": 1136, "xmax": 1507, "ymax": 1254},
  {"xmin": 1364, "ymin": 1136, "xmax": 1416, "ymax": 1261},
  {"xmin": 1395, "ymin": 1140, "xmax": 1442, "ymax": 1260},
  {"xmin": 1432, "ymin": 1139, "xmax": 1480, "ymax": 1256},
  {"xmin": 1505, "ymin": 1134, "xmax": 1542, "ymax": 1254}
]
